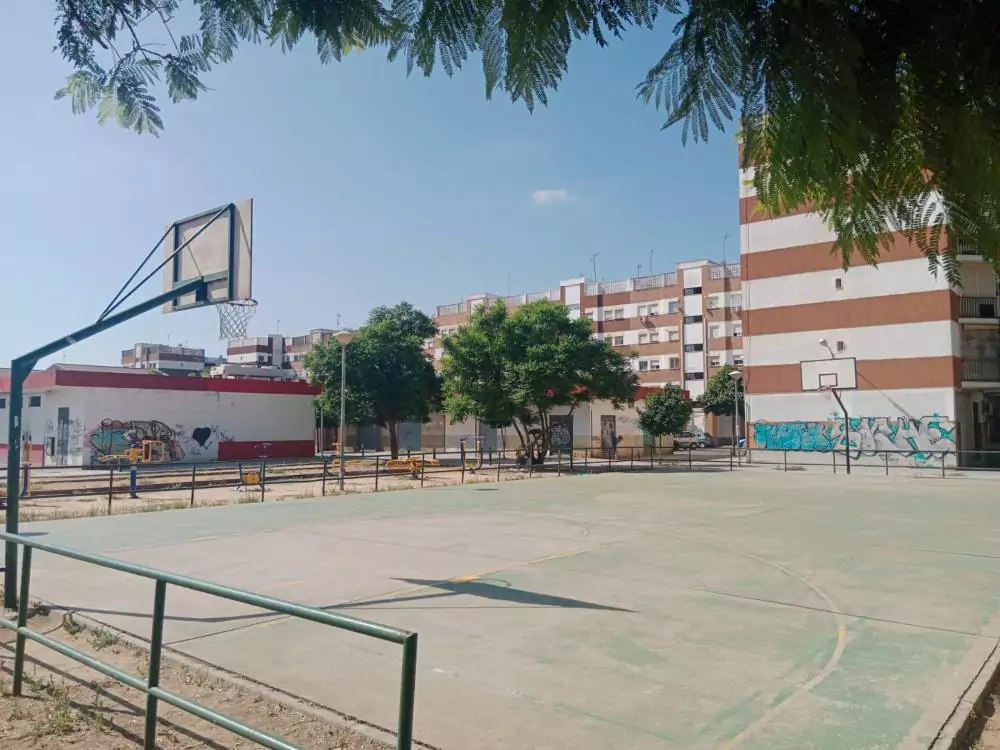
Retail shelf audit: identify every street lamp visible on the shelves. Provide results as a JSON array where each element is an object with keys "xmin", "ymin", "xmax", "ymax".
[
  {"xmin": 334, "ymin": 330, "xmax": 354, "ymax": 491},
  {"xmin": 729, "ymin": 369, "xmax": 743, "ymax": 451}
]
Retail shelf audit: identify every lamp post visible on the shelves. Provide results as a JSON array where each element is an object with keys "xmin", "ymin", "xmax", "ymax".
[
  {"xmin": 729, "ymin": 369, "xmax": 743, "ymax": 453},
  {"xmin": 334, "ymin": 330, "xmax": 354, "ymax": 491}
]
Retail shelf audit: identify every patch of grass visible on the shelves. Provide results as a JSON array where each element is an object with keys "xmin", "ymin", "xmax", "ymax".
[
  {"xmin": 61, "ymin": 612, "xmax": 84, "ymax": 636},
  {"xmin": 88, "ymin": 626, "xmax": 121, "ymax": 651}
]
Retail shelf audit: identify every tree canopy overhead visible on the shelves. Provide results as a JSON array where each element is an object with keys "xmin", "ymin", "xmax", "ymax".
[{"xmin": 54, "ymin": 1, "xmax": 1000, "ymax": 274}]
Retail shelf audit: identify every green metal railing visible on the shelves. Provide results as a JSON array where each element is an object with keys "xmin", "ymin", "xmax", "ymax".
[{"xmin": 0, "ymin": 532, "xmax": 418, "ymax": 750}]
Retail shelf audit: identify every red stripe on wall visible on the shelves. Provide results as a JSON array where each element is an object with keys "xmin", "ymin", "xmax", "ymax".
[
  {"xmin": 218, "ymin": 440, "xmax": 316, "ymax": 461},
  {"xmin": 0, "ymin": 444, "xmax": 46, "ymax": 467}
]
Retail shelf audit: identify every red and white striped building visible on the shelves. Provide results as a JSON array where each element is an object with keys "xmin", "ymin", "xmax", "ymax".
[{"xmin": 739, "ymin": 165, "xmax": 1000, "ymax": 465}]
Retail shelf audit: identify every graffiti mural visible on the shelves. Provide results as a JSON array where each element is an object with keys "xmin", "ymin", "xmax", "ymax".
[
  {"xmin": 749, "ymin": 416, "xmax": 956, "ymax": 466},
  {"xmin": 550, "ymin": 415, "xmax": 573, "ymax": 453},
  {"xmin": 86, "ymin": 420, "xmax": 232, "ymax": 464}
]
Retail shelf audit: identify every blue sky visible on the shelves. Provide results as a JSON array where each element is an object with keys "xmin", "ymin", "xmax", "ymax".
[{"xmin": 1, "ymin": 4, "xmax": 739, "ymax": 367}]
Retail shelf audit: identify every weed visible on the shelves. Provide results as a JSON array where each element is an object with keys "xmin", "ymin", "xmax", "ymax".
[
  {"xmin": 62, "ymin": 612, "xmax": 84, "ymax": 635},
  {"xmin": 89, "ymin": 626, "xmax": 121, "ymax": 651}
]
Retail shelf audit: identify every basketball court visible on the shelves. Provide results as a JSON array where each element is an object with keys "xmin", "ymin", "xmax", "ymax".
[{"xmin": 15, "ymin": 470, "xmax": 1000, "ymax": 750}]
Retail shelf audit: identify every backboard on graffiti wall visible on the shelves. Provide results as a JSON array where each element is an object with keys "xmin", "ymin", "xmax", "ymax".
[
  {"xmin": 550, "ymin": 415, "xmax": 573, "ymax": 453},
  {"xmin": 801, "ymin": 357, "xmax": 858, "ymax": 391}
]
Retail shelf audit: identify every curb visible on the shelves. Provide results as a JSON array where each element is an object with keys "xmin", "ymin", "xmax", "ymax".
[{"xmin": 931, "ymin": 638, "xmax": 1000, "ymax": 749}]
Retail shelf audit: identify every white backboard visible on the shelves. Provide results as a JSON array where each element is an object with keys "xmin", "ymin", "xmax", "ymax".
[
  {"xmin": 163, "ymin": 199, "xmax": 253, "ymax": 313},
  {"xmin": 801, "ymin": 357, "xmax": 858, "ymax": 391}
]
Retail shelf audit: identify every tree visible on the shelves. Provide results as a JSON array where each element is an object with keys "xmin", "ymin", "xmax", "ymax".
[
  {"xmin": 304, "ymin": 302, "xmax": 439, "ymax": 458},
  {"xmin": 51, "ymin": 2, "xmax": 1000, "ymax": 273},
  {"xmin": 441, "ymin": 300, "xmax": 637, "ymax": 463},
  {"xmin": 698, "ymin": 365, "xmax": 743, "ymax": 419},
  {"xmin": 636, "ymin": 385, "xmax": 693, "ymax": 452}
]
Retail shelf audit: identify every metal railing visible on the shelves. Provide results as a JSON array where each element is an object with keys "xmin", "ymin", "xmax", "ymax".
[
  {"xmin": 435, "ymin": 301, "xmax": 468, "ymax": 316},
  {"xmin": 709, "ymin": 264, "xmax": 741, "ymax": 280},
  {"xmin": 0, "ymin": 532, "xmax": 418, "ymax": 750},
  {"xmin": 959, "ymin": 296, "xmax": 999, "ymax": 319},
  {"xmin": 963, "ymin": 358, "xmax": 1000, "ymax": 382}
]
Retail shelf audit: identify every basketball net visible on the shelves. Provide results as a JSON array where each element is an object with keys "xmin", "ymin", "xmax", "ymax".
[{"xmin": 217, "ymin": 299, "xmax": 257, "ymax": 340}]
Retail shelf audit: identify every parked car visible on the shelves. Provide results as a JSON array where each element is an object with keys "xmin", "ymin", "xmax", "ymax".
[{"xmin": 674, "ymin": 431, "xmax": 712, "ymax": 449}]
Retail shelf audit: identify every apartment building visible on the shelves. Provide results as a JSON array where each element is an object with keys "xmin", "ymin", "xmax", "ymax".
[
  {"xmin": 431, "ymin": 260, "xmax": 744, "ymax": 446},
  {"xmin": 739, "ymin": 164, "xmax": 1000, "ymax": 466},
  {"xmin": 120, "ymin": 343, "xmax": 225, "ymax": 377},
  {"xmin": 226, "ymin": 329, "xmax": 334, "ymax": 377}
]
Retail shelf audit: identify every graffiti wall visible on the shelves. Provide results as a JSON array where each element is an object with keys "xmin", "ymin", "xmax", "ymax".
[
  {"xmin": 86, "ymin": 419, "xmax": 232, "ymax": 464},
  {"xmin": 749, "ymin": 415, "xmax": 956, "ymax": 466}
]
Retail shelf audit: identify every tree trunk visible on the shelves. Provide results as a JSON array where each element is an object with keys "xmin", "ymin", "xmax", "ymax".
[{"xmin": 388, "ymin": 421, "xmax": 399, "ymax": 459}]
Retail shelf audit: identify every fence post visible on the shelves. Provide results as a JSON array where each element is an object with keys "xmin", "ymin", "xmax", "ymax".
[
  {"xmin": 783, "ymin": 450, "xmax": 787, "ymax": 472},
  {"xmin": 942, "ymin": 452, "xmax": 947, "ymax": 478},
  {"xmin": 321, "ymin": 456, "xmax": 329, "ymax": 496},
  {"xmin": 650, "ymin": 446, "xmax": 654, "ymax": 470},
  {"xmin": 497, "ymin": 450, "xmax": 502, "ymax": 482},
  {"xmin": 108, "ymin": 467, "xmax": 115, "ymax": 515},
  {"xmin": 688, "ymin": 447, "xmax": 692, "ymax": 471},
  {"xmin": 397, "ymin": 633, "xmax": 419, "ymax": 750},
  {"xmin": 730, "ymin": 446, "xmax": 733, "ymax": 471},
  {"xmin": 630, "ymin": 448, "xmax": 634, "ymax": 472},
  {"xmin": 420, "ymin": 453, "xmax": 426, "ymax": 487},
  {"xmin": 260, "ymin": 462, "xmax": 267, "ymax": 501},
  {"xmin": 461, "ymin": 450, "xmax": 466, "ymax": 484},
  {"xmin": 143, "ymin": 579, "xmax": 168, "ymax": 750},
  {"xmin": 374, "ymin": 456, "xmax": 381, "ymax": 491},
  {"xmin": 12, "ymin": 546, "xmax": 32, "ymax": 696},
  {"xmin": 885, "ymin": 451, "xmax": 889, "ymax": 476},
  {"xmin": 584, "ymin": 449, "xmax": 589, "ymax": 471},
  {"xmin": 557, "ymin": 450, "xmax": 562, "ymax": 476},
  {"xmin": 833, "ymin": 450, "xmax": 837, "ymax": 474},
  {"xmin": 607, "ymin": 450, "xmax": 612, "ymax": 474}
]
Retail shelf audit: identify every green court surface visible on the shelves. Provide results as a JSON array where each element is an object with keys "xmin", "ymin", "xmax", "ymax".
[{"xmin": 16, "ymin": 471, "xmax": 1000, "ymax": 750}]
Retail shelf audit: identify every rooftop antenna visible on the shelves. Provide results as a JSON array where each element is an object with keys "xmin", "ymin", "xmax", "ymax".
[
  {"xmin": 336, "ymin": 312, "xmax": 341, "ymax": 328},
  {"xmin": 590, "ymin": 252, "xmax": 600, "ymax": 281},
  {"xmin": 723, "ymin": 232, "xmax": 731, "ymax": 265}
]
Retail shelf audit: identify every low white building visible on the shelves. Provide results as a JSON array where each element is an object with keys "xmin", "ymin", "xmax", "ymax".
[{"xmin": 0, "ymin": 364, "xmax": 320, "ymax": 467}]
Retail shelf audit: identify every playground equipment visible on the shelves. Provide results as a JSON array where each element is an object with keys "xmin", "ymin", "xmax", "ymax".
[
  {"xmin": 235, "ymin": 463, "xmax": 264, "ymax": 492},
  {"xmin": 460, "ymin": 437, "xmax": 484, "ymax": 473},
  {"xmin": 96, "ymin": 439, "xmax": 166, "ymax": 469},
  {"xmin": 384, "ymin": 456, "xmax": 441, "ymax": 477}
]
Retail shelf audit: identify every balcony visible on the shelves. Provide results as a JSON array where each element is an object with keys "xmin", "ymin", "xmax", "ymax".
[
  {"xmin": 959, "ymin": 296, "xmax": 1000, "ymax": 321},
  {"xmin": 963, "ymin": 358, "xmax": 1000, "ymax": 384}
]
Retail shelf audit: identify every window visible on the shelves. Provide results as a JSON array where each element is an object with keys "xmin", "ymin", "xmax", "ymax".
[
  {"xmin": 685, "ymin": 372, "xmax": 705, "ymax": 381},
  {"xmin": 28, "ymin": 395, "xmax": 41, "ymax": 407},
  {"xmin": 729, "ymin": 294, "xmax": 743, "ymax": 309},
  {"xmin": 706, "ymin": 296, "xmax": 720, "ymax": 310},
  {"xmin": 647, "ymin": 304, "xmax": 660, "ymax": 315},
  {"xmin": 613, "ymin": 335, "xmax": 625, "ymax": 346},
  {"xmin": 638, "ymin": 333, "xmax": 649, "ymax": 345},
  {"xmin": 607, "ymin": 308, "xmax": 625, "ymax": 320},
  {"xmin": 709, "ymin": 354, "xmax": 722, "ymax": 368},
  {"xmin": 667, "ymin": 300, "xmax": 680, "ymax": 314},
  {"xmin": 684, "ymin": 343, "xmax": 704, "ymax": 353},
  {"xmin": 836, "ymin": 341, "xmax": 847, "ymax": 353},
  {"xmin": 638, "ymin": 360, "xmax": 649, "ymax": 371},
  {"xmin": 649, "ymin": 359, "xmax": 661, "ymax": 370},
  {"xmin": 683, "ymin": 286, "xmax": 703, "ymax": 295},
  {"xmin": 0, "ymin": 397, "xmax": 5, "ymax": 409},
  {"xmin": 709, "ymin": 325, "xmax": 723, "ymax": 339},
  {"xmin": 834, "ymin": 278, "xmax": 843, "ymax": 290},
  {"xmin": 637, "ymin": 304, "xmax": 647, "ymax": 317},
  {"xmin": 733, "ymin": 354, "xmax": 745, "ymax": 366},
  {"xmin": 683, "ymin": 315, "xmax": 703, "ymax": 324},
  {"xmin": 733, "ymin": 326, "xmax": 743, "ymax": 338},
  {"xmin": 648, "ymin": 331, "xmax": 660, "ymax": 343},
  {"xmin": 593, "ymin": 333, "xmax": 604, "ymax": 341},
  {"xmin": 668, "ymin": 357, "xmax": 681, "ymax": 370},
  {"xmin": 582, "ymin": 311, "xmax": 593, "ymax": 320},
  {"xmin": 667, "ymin": 329, "xmax": 681, "ymax": 342}
]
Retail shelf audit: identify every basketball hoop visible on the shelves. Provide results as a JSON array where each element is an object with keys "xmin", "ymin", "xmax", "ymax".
[{"xmin": 217, "ymin": 299, "xmax": 257, "ymax": 340}]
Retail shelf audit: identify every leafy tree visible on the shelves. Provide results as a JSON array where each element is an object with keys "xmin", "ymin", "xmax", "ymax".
[
  {"xmin": 698, "ymin": 365, "xmax": 743, "ymax": 418},
  {"xmin": 304, "ymin": 302, "xmax": 439, "ymax": 458},
  {"xmin": 51, "ymin": 2, "xmax": 1000, "ymax": 272},
  {"xmin": 441, "ymin": 300, "xmax": 637, "ymax": 463},
  {"xmin": 636, "ymin": 385, "xmax": 693, "ymax": 451}
]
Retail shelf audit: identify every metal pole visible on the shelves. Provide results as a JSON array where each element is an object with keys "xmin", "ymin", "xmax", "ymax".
[
  {"xmin": 630, "ymin": 448, "xmax": 634, "ymax": 472},
  {"xmin": 831, "ymin": 389, "xmax": 851, "ymax": 475},
  {"xmin": 260, "ymin": 462, "xmax": 267, "ymax": 501},
  {"xmin": 190, "ymin": 465, "xmax": 196, "ymax": 507},
  {"xmin": 108, "ymin": 467, "xmax": 115, "ymax": 515},
  {"xmin": 4, "ymin": 361, "xmax": 29, "ymax": 611},
  {"xmin": 144, "ymin": 580, "xmax": 168, "ymax": 750},
  {"xmin": 420, "ymin": 453, "xmax": 426, "ymax": 487},
  {"xmin": 319, "ymin": 402, "xmax": 324, "ymax": 455},
  {"xmin": 497, "ymin": 450, "xmax": 502, "ymax": 482},
  {"xmin": 397, "ymin": 633, "xmax": 419, "ymax": 750},
  {"xmin": 321, "ymin": 456, "xmax": 328, "ymax": 496},
  {"xmin": 374, "ymin": 456, "xmax": 380, "ymax": 491},
  {"xmin": 339, "ymin": 343, "xmax": 347, "ymax": 492},
  {"xmin": 12, "ymin": 546, "xmax": 32, "ymax": 696}
]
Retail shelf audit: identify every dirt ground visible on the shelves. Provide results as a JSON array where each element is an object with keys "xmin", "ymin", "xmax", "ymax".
[
  {"xmin": 963, "ymin": 687, "xmax": 1000, "ymax": 749},
  {"xmin": 0, "ymin": 606, "xmax": 392, "ymax": 749},
  {"xmin": 4, "ymin": 464, "xmax": 538, "ymax": 523}
]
